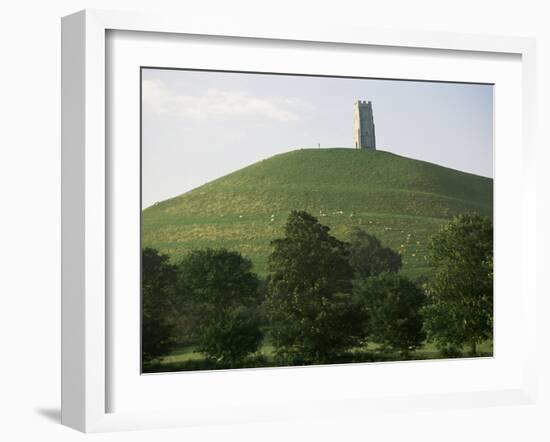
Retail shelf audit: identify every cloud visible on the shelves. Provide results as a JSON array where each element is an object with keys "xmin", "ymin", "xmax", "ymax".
[{"xmin": 142, "ymin": 79, "xmax": 310, "ymax": 123}]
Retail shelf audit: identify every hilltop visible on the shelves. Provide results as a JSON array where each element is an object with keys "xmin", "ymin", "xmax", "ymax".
[{"xmin": 142, "ymin": 148, "xmax": 493, "ymax": 279}]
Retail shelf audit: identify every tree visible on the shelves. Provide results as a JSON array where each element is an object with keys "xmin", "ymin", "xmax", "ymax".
[
  {"xmin": 356, "ymin": 272, "xmax": 426, "ymax": 357},
  {"xmin": 178, "ymin": 248, "xmax": 262, "ymax": 366},
  {"xmin": 348, "ymin": 228, "xmax": 402, "ymax": 279},
  {"xmin": 422, "ymin": 214, "xmax": 493, "ymax": 356},
  {"xmin": 266, "ymin": 211, "xmax": 366, "ymax": 363},
  {"xmin": 142, "ymin": 247, "xmax": 178, "ymax": 365}
]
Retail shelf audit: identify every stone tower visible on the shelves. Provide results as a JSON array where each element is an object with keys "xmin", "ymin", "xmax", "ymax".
[{"xmin": 353, "ymin": 100, "xmax": 376, "ymax": 150}]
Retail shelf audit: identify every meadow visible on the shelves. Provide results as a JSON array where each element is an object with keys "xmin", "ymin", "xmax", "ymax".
[
  {"xmin": 142, "ymin": 148, "xmax": 493, "ymax": 372},
  {"xmin": 142, "ymin": 148, "xmax": 493, "ymax": 280},
  {"xmin": 145, "ymin": 338, "xmax": 494, "ymax": 373}
]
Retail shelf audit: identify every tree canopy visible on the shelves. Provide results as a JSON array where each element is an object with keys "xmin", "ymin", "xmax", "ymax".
[
  {"xmin": 422, "ymin": 214, "xmax": 493, "ymax": 355},
  {"xmin": 357, "ymin": 272, "xmax": 426, "ymax": 357},
  {"xmin": 142, "ymin": 247, "xmax": 178, "ymax": 365},
  {"xmin": 178, "ymin": 248, "xmax": 263, "ymax": 365},
  {"xmin": 141, "ymin": 211, "xmax": 494, "ymax": 370},
  {"xmin": 348, "ymin": 227, "xmax": 402, "ymax": 279},
  {"xmin": 266, "ymin": 210, "xmax": 366, "ymax": 363}
]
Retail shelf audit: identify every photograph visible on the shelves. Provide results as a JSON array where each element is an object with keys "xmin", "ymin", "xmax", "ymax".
[{"xmin": 140, "ymin": 68, "xmax": 494, "ymax": 373}]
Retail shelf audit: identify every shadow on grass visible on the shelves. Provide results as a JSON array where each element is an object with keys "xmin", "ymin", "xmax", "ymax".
[{"xmin": 143, "ymin": 349, "xmax": 493, "ymax": 374}]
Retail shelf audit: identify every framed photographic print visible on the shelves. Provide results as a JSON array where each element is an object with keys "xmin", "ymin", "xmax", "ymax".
[
  {"xmin": 140, "ymin": 67, "xmax": 494, "ymax": 374},
  {"xmin": 61, "ymin": 9, "xmax": 537, "ymax": 433}
]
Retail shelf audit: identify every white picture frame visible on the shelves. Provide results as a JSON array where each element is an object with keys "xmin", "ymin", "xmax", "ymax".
[{"xmin": 61, "ymin": 9, "xmax": 537, "ymax": 433}]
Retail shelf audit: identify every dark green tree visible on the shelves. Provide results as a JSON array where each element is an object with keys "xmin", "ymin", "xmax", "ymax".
[
  {"xmin": 266, "ymin": 210, "xmax": 366, "ymax": 364},
  {"xmin": 422, "ymin": 214, "xmax": 493, "ymax": 356},
  {"xmin": 178, "ymin": 248, "xmax": 262, "ymax": 366},
  {"xmin": 356, "ymin": 272, "xmax": 426, "ymax": 357},
  {"xmin": 348, "ymin": 228, "xmax": 402, "ymax": 279},
  {"xmin": 142, "ymin": 247, "xmax": 178, "ymax": 365}
]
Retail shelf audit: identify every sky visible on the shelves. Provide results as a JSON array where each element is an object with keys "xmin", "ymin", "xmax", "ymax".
[{"xmin": 141, "ymin": 68, "xmax": 493, "ymax": 208}]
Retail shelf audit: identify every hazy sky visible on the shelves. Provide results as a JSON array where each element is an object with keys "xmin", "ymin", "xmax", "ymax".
[{"xmin": 142, "ymin": 68, "xmax": 493, "ymax": 208}]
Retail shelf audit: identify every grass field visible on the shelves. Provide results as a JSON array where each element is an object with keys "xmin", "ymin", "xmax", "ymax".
[
  {"xmin": 146, "ymin": 339, "xmax": 494, "ymax": 373},
  {"xmin": 142, "ymin": 148, "xmax": 493, "ymax": 280}
]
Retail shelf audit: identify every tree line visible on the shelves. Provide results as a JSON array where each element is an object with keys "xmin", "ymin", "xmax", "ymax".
[{"xmin": 142, "ymin": 211, "xmax": 493, "ymax": 369}]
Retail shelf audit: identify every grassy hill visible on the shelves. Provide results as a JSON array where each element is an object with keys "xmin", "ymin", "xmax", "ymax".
[{"xmin": 142, "ymin": 148, "xmax": 493, "ymax": 279}]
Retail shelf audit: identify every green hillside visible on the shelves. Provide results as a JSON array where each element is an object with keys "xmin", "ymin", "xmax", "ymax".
[{"xmin": 142, "ymin": 148, "xmax": 493, "ymax": 279}]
